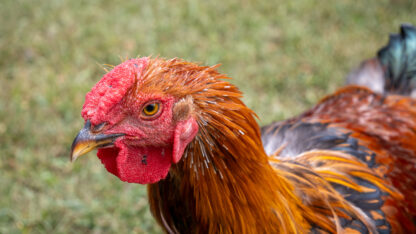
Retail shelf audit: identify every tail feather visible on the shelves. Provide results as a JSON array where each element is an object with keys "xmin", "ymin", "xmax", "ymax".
[
  {"xmin": 347, "ymin": 24, "xmax": 416, "ymax": 96},
  {"xmin": 378, "ymin": 24, "xmax": 416, "ymax": 95}
]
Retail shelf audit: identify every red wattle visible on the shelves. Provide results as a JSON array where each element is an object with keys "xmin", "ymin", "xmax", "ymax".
[{"xmin": 97, "ymin": 141, "xmax": 172, "ymax": 184}]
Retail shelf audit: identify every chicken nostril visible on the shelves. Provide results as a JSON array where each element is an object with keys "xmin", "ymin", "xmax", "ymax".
[
  {"xmin": 85, "ymin": 119, "xmax": 92, "ymax": 129},
  {"xmin": 92, "ymin": 122, "xmax": 107, "ymax": 132}
]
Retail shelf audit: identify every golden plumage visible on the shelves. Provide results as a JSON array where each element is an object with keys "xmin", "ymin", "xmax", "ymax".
[{"xmin": 142, "ymin": 59, "xmax": 405, "ymax": 233}]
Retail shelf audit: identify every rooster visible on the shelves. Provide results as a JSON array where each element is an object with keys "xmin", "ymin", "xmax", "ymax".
[{"xmin": 70, "ymin": 25, "xmax": 416, "ymax": 233}]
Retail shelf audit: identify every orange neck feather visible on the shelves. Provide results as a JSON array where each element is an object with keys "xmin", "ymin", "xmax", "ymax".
[
  {"xmin": 145, "ymin": 58, "xmax": 391, "ymax": 233},
  {"xmin": 145, "ymin": 58, "xmax": 312, "ymax": 233}
]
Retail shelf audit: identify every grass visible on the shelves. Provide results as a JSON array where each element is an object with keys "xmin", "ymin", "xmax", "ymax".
[{"xmin": 1, "ymin": 0, "xmax": 415, "ymax": 233}]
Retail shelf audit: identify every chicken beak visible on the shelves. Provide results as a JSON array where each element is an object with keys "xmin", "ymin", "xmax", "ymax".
[{"xmin": 70, "ymin": 120, "xmax": 124, "ymax": 162}]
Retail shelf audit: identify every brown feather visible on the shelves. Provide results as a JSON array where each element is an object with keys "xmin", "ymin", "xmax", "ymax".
[
  {"xmin": 139, "ymin": 59, "xmax": 405, "ymax": 233},
  {"xmin": 295, "ymin": 86, "xmax": 416, "ymax": 232}
]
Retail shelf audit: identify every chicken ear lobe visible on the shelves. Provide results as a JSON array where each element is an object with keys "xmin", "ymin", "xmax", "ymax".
[{"xmin": 172, "ymin": 117, "xmax": 198, "ymax": 163}]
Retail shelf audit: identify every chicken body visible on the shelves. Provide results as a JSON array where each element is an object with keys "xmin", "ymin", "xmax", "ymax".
[
  {"xmin": 262, "ymin": 86, "xmax": 416, "ymax": 233},
  {"xmin": 71, "ymin": 25, "xmax": 416, "ymax": 233}
]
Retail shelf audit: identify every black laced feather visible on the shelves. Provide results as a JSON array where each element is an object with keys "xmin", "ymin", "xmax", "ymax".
[{"xmin": 261, "ymin": 121, "xmax": 390, "ymax": 233}]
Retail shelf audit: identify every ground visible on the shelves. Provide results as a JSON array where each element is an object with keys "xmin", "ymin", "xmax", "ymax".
[{"xmin": 1, "ymin": 0, "xmax": 415, "ymax": 233}]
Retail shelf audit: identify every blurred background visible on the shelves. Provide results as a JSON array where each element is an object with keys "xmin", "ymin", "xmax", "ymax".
[{"xmin": 1, "ymin": 0, "xmax": 415, "ymax": 233}]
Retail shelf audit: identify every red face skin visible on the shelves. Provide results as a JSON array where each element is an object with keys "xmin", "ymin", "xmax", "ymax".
[{"xmin": 81, "ymin": 58, "xmax": 198, "ymax": 184}]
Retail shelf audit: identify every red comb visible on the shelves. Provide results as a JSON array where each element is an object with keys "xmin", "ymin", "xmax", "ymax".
[{"xmin": 81, "ymin": 58, "xmax": 149, "ymax": 125}]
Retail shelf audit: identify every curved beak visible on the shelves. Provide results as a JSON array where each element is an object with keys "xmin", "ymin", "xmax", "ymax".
[{"xmin": 70, "ymin": 120, "xmax": 124, "ymax": 162}]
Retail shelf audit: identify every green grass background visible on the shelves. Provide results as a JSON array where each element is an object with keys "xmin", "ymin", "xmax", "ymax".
[{"xmin": 1, "ymin": 0, "xmax": 415, "ymax": 233}]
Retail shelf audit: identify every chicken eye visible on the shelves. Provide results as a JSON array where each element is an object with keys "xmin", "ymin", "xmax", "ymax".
[{"xmin": 141, "ymin": 102, "xmax": 161, "ymax": 118}]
